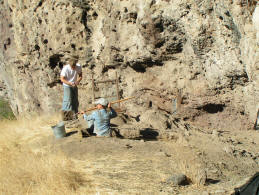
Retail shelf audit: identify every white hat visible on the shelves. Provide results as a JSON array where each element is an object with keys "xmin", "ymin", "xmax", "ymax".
[{"xmin": 94, "ymin": 98, "xmax": 108, "ymax": 106}]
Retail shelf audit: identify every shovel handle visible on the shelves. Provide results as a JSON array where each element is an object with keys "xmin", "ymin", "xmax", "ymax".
[{"xmin": 78, "ymin": 96, "xmax": 135, "ymax": 114}]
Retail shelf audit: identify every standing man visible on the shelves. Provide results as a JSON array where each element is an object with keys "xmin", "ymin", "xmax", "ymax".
[{"xmin": 60, "ymin": 56, "xmax": 82, "ymax": 120}]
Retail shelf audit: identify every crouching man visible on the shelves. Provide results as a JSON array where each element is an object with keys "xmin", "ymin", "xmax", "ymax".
[{"xmin": 82, "ymin": 98, "xmax": 117, "ymax": 137}]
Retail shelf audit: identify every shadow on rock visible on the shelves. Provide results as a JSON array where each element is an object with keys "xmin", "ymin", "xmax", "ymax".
[{"xmin": 205, "ymin": 178, "xmax": 220, "ymax": 185}]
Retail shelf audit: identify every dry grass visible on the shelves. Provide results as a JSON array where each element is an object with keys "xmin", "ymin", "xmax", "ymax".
[
  {"xmin": 0, "ymin": 115, "xmax": 93, "ymax": 195},
  {"xmin": 174, "ymin": 137, "xmax": 207, "ymax": 186},
  {"xmin": 177, "ymin": 157, "xmax": 207, "ymax": 186}
]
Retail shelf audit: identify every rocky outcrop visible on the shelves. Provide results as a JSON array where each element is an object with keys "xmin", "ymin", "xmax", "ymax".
[{"xmin": 0, "ymin": 0, "xmax": 258, "ymax": 130}]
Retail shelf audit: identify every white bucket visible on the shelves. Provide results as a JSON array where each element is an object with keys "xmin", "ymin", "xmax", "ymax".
[{"xmin": 51, "ymin": 121, "xmax": 66, "ymax": 138}]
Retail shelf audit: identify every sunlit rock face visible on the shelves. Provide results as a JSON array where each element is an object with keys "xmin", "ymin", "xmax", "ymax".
[{"xmin": 0, "ymin": 0, "xmax": 258, "ymax": 130}]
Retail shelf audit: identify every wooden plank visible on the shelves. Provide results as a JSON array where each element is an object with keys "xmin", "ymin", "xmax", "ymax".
[
  {"xmin": 95, "ymin": 95, "xmax": 118, "ymax": 99},
  {"xmin": 79, "ymin": 96, "xmax": 135, "ymax": 113},
  {"xmin": 254, "ymin": 108, "xmax": 259, "ymax": 130},
  {"xmin": 114, "ymin": 107, "xmax": 126, "ymax": 113},
  {"xmin": 176, "ymin": 89, "xmax": 182, "ymax": 112},
  {"xmin": 95, "ymin": 79, "xmax": 116, "ymax": 84},
  {"xmin": 116, "ymin": 71, "xmax": 120, "ymax": 109},
  {"xmin": 91, "ymin": 73, "xmax": 95, "ymax": 104}
]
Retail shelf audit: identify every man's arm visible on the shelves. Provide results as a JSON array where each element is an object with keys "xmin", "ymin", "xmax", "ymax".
[
  {"xmin": 60, "ymin": 76, "xmax": 75, "ymax": 87},
  {"xmin": 75, "ymin": 72, "xmax": 82, "ymax": 86},
  {"xmin": 83, "ymin": 112, "xmax": 95, "ymax": 121},
  {"xmin": 107, "ymin": 103, "xmax": 117, "ymax": 118}
]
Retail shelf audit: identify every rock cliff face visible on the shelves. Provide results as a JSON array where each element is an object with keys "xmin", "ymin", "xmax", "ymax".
[{"xmin": 0, "ymin": 0, "xmax": 258, "ymax": 130}]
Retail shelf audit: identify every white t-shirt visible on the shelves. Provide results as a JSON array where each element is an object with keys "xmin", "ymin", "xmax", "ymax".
[{"xmin": 60, "ymin": 64, "xmax": 82, "ymax": 87}]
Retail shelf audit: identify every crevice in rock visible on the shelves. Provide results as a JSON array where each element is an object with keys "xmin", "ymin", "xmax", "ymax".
[
  {"xmin": 71, "ymin": 0, "xmax": 91, "ymax": 9},
  {"xmin": 81, "ymin": 8, "xmax": 92, "ymax": 42},
  {"xmin": 192, "ymin": 26, "xmax": 214, "ymax": 56},
  {"xmin": 154, "ymin": 19, "xmax": 164, "ymax": 32},
  {"xmin": 34, "ymin": 0, "xmax": 44, "ymax": 12},
  {"xmin": 132, "ymin": 115, "xmax": 140, "ymax": 122},
  {"xmin": 92, "ymin": 11, "xmax": 98, "ymax": 19},
  {"xmin": 101, "ymin": 65, "xmax": 115, "ymax": 73},
  {"xmin": 150, "ymin": 0, "xmax": 156, "ymax": 7},
  {"xmin": 66, "ymin": 27, "xmax": 72, "ymax": 33},
  {"xmin": 37, "ymin": 1, "xmax": 43, "ymax": 9},
  {"xmin": 47, "ymin": 80, "xmax": 62, "ymax": 88},
  {"xmin": 129, "ymin": 12, "xmax": 137, "ymax": 20},
  {"xmin": 34, "ymin": 45, "xmax": 40, "ymax": 51},
  {"xmin": 149, "ymin": 101, "xmax": 152, "ymax": 108},
  {"xmin": 155, "ymin": 39, "xmax": 165, "ymax": 48},
  {"xmin": 130, "ymin": 59, "xmax": 163, "ymax": 73},
  {"xmin": 3, "ymin": 38, "xmax": 11, "ymax": 50},
  {"xmin": 228, "ymin": 73, "xmax": 249, "ymax": 89},
  {"xmin": 166, "ymin": 121, "xmax": 172, "ymax": 129},
  {"xmin": 71, "ymin": 43, "xmax": 76, "ymax": 49},
  {"xmin": 58, "ymin": 62, "xmax": 63, "ymax": 69}
]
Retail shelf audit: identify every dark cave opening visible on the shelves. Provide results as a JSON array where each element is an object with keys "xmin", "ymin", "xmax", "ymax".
[
  {"xmin": 49, "ymin": 54, "xmax": 63, "ymax": 69},
  {"xmin": 198, "ymin": 104, "xmax": 225, "ymax": 114},
  {"xmin": 149, "ymin": 101, "xmax": 152, "ymax": 108}
]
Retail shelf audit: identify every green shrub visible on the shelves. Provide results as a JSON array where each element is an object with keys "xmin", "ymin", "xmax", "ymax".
[{"xmin": 0, "ymin": 98, "xmax": 15, "ymax": 120}]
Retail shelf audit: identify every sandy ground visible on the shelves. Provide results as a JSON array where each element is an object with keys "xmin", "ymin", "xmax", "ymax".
[{"xmin": 25, "ymin": 114, "xmax": 259, "ymax": 195}]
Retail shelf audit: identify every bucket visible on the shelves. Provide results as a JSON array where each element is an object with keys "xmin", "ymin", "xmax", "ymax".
[{"xmin": 51, "ymin": 121, "xmax": 66, "ymax": 138}]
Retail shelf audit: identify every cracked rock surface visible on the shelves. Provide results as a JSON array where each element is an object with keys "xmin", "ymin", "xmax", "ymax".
[{"xmin": 0, "ymin": 0, "xmax": 258, "ymax": 131}]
